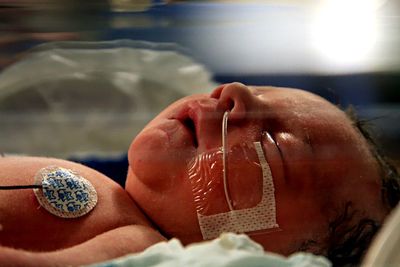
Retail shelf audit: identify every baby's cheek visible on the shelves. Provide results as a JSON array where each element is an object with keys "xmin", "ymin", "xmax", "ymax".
[
  {"xmin": 158, "ymin": 184, "xmax": 204, "ymax": 242},
  {"xmin": 129, "ymin": 131, "xmax": 171, "ymax": 189}
]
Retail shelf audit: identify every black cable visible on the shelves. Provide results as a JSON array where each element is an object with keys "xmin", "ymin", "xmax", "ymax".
[{"xmin": 0, "ymin": 185, "xmax": 42, "ymax": 190}]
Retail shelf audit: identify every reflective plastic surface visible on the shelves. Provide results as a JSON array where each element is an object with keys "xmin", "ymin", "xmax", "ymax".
[{"xmin": 1, "ymin": 0, "xmax": 400, "ymax": 159}]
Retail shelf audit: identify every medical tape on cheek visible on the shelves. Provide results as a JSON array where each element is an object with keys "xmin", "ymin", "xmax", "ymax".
[
  {"xmin": 188, "ymin": 148, "xmax": 224, "ymax": 216},
  {"xmin": 188, "ymin": 111, "xmax": 280, "ymax": 240}
]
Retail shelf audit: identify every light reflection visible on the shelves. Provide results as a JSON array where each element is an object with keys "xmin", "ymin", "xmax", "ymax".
[{"xmin": 312, "ymin": 0, "xmax": 384, "ymax": 69}]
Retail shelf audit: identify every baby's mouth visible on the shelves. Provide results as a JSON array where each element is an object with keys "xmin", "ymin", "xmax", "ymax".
[{"xmin": 181, "ymin": 117, "xmax": 198, "ymax": 148}]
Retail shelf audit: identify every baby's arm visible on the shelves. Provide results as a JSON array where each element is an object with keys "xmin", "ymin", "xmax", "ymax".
[{"xmin": 0, "ymin": 224, "xmax": 166, "ymax": 267}]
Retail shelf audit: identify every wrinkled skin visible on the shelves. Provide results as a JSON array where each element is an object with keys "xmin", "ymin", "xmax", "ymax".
[{"xmin": 126, "ymin": 83, "xmax": 389, "ymax": 255}]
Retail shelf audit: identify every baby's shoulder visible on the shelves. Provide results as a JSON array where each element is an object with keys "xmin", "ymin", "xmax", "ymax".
[{"xmin": 0, "ymin": 156, "xmax": 151, "ymax": 251}]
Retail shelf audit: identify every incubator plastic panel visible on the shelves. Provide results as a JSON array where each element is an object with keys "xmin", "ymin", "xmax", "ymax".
[{"xmin": 0, "ymin": 41, "xmax": 217, "ymax": 157}]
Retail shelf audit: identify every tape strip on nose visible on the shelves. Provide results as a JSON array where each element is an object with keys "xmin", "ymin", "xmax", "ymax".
[{"xmin": 33, "ymin": 166, "xmax": 98, "ymax": 218}]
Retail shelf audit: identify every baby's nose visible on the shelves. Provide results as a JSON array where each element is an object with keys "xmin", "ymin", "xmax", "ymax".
[{"xmin": 211, "ymin": 82, "xmax": 255, "ymax": 121}]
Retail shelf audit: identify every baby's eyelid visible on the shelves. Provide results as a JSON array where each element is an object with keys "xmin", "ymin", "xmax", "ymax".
[
  {"xmin": 263, "ymin": 131, "xmax": 288, "ymax": 181},
  {"xmin": 261, "ymin": 131, "xmax": 281, "ymax": 159}
]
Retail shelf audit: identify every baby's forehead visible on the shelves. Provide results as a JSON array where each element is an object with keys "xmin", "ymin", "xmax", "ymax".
[
  {"xmin": 248, "ymin": 86, "xmax": 339, "ymax": 112},
  {"xmin": 249, "ymin": 86, "xmax": 321, "ymax": 99}
]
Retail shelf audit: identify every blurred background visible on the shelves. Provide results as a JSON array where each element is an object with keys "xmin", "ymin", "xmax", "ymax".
[{"xmin": 1, "ymin": 0, "xmax": 399, "ymax": 182}]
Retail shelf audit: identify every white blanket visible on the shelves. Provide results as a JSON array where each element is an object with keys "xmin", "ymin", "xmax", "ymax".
[{"xmin": 89, "ymin": 233, "xmax": 331, "ymax": 267}]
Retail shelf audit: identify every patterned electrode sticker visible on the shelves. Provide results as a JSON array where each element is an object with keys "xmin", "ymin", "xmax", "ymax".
[{"xmin": 33, "ymin": 166, "xmax": 98, "ymax": 218}]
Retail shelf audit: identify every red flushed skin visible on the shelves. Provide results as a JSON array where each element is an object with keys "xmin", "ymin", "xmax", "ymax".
[
  {"xmin": 0, "ymin": 157, "xmax": 162, "ymax": 252},
  {"xmin": 126, "ymin": 83, "xmax": 390, "ymax": 255}
]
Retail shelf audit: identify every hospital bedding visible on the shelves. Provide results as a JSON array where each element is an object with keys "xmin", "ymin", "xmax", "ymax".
[{"xmin": 89, "ymin": 233, "xmax": 331, "ymax": 267}]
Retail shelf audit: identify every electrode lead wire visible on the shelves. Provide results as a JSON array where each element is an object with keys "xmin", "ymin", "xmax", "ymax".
[{"xmin": 0, "ymin": 185, "xmax": 42, "ymax": 190}]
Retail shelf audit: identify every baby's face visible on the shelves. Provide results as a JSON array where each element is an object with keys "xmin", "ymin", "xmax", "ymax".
[{"xmin": 126, "ymin": 83, "xmax": 387, "ymax": 254}]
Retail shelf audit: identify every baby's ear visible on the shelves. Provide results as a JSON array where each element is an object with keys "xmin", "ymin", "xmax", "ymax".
[
  {"xmin": 297, "ymin": 238, "xmax": 327, "ymax": 256},
  {"xmin": 306, "ymin": 240, "xmax": 324, "ymax": 254}
]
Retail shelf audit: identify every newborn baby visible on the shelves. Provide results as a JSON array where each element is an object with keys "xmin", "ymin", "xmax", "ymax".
[{"xmin": 0, "ymin": 83, "xmax": 396, "ymax": 266}]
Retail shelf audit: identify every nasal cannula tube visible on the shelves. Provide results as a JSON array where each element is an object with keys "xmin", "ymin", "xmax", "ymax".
[{"xmin": 222, "ymin": 111, "xmax": 234, "ymax": 211}]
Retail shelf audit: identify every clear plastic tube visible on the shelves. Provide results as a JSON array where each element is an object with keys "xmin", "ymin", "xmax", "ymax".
[
  {"xmin": 187, "ymin": 111, "xmax": 280, "ymax": 239},
  {"xmin": 222, "ymin": 111, "xmax": 233, "ymax": 211}
]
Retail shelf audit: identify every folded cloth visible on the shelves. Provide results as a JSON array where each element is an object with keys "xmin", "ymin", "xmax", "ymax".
[{"xmin": 88, "ymin": 233, "xmax": 331, "ymax": 267}]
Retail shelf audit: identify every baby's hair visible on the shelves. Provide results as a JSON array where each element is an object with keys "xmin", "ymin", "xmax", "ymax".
[
  {"xmin": 345, "ymin": 106, "xmax": 400, "ymax": 209},
  {"xmin": 299, "ymin": 106, "xmax": 400, "ymax": 267},
  {"xmin": 325, "ymin": 202, "xmax": 380, "ymax": 267},
  {"xmin": 326, "ymin": 107, "xmax": 400, "ymax": 266}
]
